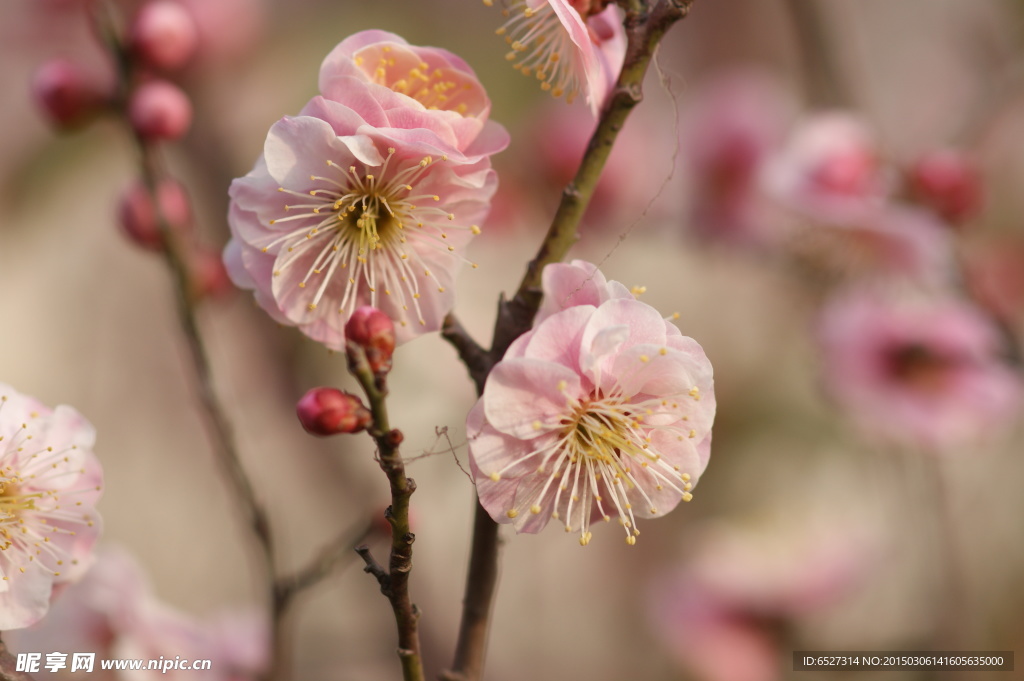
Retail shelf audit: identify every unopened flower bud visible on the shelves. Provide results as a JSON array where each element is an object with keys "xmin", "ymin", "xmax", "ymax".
[
  {"xmin": 31, "ymin": 59, "xmax": 112, "ymax": 130},
  {"xmin": 187, "ymin": 247, "xmax": 233, "ymax": 301},
  {"xmin": 128, "ymin": 80, "xmax": 192, "ymax": 141},
  {"xmin": 129, "ymin": 1, "xmax": 199, "ymax": 71},
  {"xmin": 345, "ymin": 307, "xmax": 396, "ymax": 374},
  {"xmin": 117, "ymin": 179, "xmax": 192, "ymax": 251},
  {"xmin": 296, "ymin": 387, "xmax": 372, "ymax": 436},
  {"xmin": 907, "ymin": 149, "xmax": 982, "ymax": 225}
]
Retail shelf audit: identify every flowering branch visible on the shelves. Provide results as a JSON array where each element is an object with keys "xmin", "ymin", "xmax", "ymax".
[
  {"xmin": 347, "ymin": 340, "xmax": 424, "ymax": 681},
  {"xmin": 441, "ymin": 2, "xmax": 698, "ymax": 679},
  {"xmin": 89, "ymin": 5, "xmax": 286, "ymax": 678}
]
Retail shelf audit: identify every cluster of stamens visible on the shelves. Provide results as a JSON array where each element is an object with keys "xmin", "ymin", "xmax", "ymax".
[
  {"xmin": 0, "ymin": 398, "xmax": 99, "ymax": 582},
  {"xmin": 487, "ymin": 357, "xmax": 701, "ymax": 546},
  {"xmin": 486, "ymin": 0, "xmax": 583, "ymax": 103},
  {"xmin": 265, "ymin": 148, "xmax": 479, "ymax": 329},
  {"xmin": 356, "ymin": 46, "xmax": 475, "ymax": 114}
]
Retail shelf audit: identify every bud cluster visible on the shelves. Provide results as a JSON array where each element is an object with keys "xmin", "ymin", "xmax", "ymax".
[{"xmin": 30, "ymin": 0, "xmax": 232, "ymax": 300}]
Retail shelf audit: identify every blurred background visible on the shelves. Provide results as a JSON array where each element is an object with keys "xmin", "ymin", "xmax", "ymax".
[{"xmin": 1, "ymin": 0, "xmax": 1023, "ymax": 679}]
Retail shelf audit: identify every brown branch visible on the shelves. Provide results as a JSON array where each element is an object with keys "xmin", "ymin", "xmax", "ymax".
[
  {"xmin": 92, "ymin": 4, "xmax": 284, "ymax": 677},
  {"xmin": 440, "ymin": 313, "xmax": 491, "ymax": 390},
  {"xmin": 348, "ymin": 342, "xmax": 424, "ymax": 681},
  {"xmin": 442, "ymin": 3, "xmax": 698, "ymax": 680},
  {"xmin": 784, "ymin": 0, "xmax": 851, "ymax": 108}
]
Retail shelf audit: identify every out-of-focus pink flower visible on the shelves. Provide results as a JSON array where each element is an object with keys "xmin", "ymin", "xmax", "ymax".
[
  {"xmin": 906, "ymin": 149, "xmax": 983, "ymax": 225},
  {"xmin": 818, "ymin": 292, "xmax": 1022, "ymax": 450},
  {"xmin": 790, "ymin": 205, "xmax": 955, "ymax": 287},
  {"xmin": 226, "ymin": 88, "xmax": 498, "ymax": 349},
  {"xmin": 7, "ymin": 548, "xmax": 268, "ymax": 681},
  {"xmin": 650, "ymin": 518, "xmax": 873, "ymax": 681},
  {"xmin": 767, "ymin": 113, "xmax": 890, "ymax": 225},
  {"xmin": 128, "ymin": 80, "xmax": 192, "ymax": 141},
  {"xmin": 468, "ymin": 264, "xmax": 715, "ymax": 545},
  {"xmin": 0, "ymin": 385, "xmax": 103, "ymax": 630},
  {"xmin": 318, "ymin": 30, "xmax": 508, "ymax": 156},
  {"xmin": 175, "ymin": 0, "xmax": 267, "ymax": 64},
  {"xmin": 682, "ymin": 71, "xmax": 792, "ymax": 245},
  {"xmin": 117, "ymin": 179, "xmax": 193, "ymax": 251},
  {"xmin": 488, "ymin": 0, "xmax": 626, "ymax": 115},
  {"xmin": 129, "ymin": 1, "xmax": 199, "ymax": 72},
  {"xmin": 31, "ymin": 59, "xmax": 114, "ymax": 130}
]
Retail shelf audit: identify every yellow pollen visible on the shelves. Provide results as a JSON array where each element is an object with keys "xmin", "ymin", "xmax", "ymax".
[
  {"xmin": 489, "ymin": 472, "xmax": 501, "ymax": 482},
  {"xmin": 506, "ymin": 509, "xmax": 519, "ymax": 519}
]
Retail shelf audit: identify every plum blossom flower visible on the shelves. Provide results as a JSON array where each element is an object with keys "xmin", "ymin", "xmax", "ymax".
[
  {"xmin": 766, "ymin": 113, "xmax": 891, "ymax": 225},
  {"xmin": 6, "ymin": 547, "xmax": 268, "ymax": 681},
  {"xmin": 650, "ymin": 516, "xmax": 874, "ymax": 681},
  {"xmin": 682, "ymin": 71, "xmax": 792, "ymax": 246},
  {"xmin": 818, "ymin": 292, "xmax": 1022, "ymax": 449},
  {"xmin": 318, "ymin": 30, "xmax": 508, "ymax": 156},
  {"xmin": 227, "ymin": 76, "xmax": 501, "ymax": 349},
  {"xmin": 227, "ymin": 34, "xmax": 505, "ymax": 350},
  {"xmin": 468, "ymin": 264, "xmax": 715, "ymax": 545},
  {"xmin": 487, "ymin": 0, "xmax": 626, "ymax": 114},
  {"xmin": 0, "ymin": 385, "xmax": 103, "ymax": 630}
]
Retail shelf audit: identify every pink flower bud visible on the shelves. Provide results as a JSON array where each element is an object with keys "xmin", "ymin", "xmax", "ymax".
[
  {"xmin": 31, "ymin": 59, "xmax": 112, "ymax": 129},
  {"xmin": 907, "ymin": 149, "xmax": 982, "ymax": 225},
  {"xmin": 117, "ymin": 179, "xmax": 192, "ymax": 251},
  {"xmin": 296, "ymin": 387, "xmax": 372, "ymax": 436},
  {"xmin": 188, "ymin": 248, "xmax": 233, "ymax": 301},
  {"xmin": 129, "ymin": 1, "xmax": 199, "ymax": 71},
  {"xmin": 345, "ymin": 307, "xmax": 396, "ymax": 375},
  {"xmin": 128, "ymin": 80, "xmax": 192, "ymax": 141}
]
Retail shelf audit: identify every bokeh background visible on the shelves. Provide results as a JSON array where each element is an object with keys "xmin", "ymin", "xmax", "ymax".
[{"xmin": 2, "ymin": 0, "xmax": 1023, "ymax": 679}]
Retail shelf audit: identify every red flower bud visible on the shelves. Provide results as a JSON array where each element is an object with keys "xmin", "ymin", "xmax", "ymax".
[
  {"xmin": 129, "ymin": 1, "xmax": 199, "ymax": 71},
  {"xmin": 345, "ymin": 306, "xmax": 396, "ymax": 374},
  {"xmin": 128, "ymin": 80, "xmax": 192, "ymax": 141},
  {"xmin": 31, "ymin": 59, "xmax": 113, "ymax": 130},
  {"xmin": 907, "ymin": 149, "xmax": 982, "ymax": 225},
  {"xmin": 296, "ymin": 387, "xmax": 372, "ymax": 436}
]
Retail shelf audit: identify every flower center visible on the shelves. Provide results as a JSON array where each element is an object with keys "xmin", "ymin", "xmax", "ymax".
[
  {"xmin": 885, "ymin": 342, "xmax": 959, "ymax": 394},
  {"xmin": 489, "ymin": 379, "xmax": 700, "ymax": 546},
  {"xmin": 488, "ymin": 0, "xmax": 585, "ymax": 103},
  {"xmin": 0, "ymin": 405, "xmax": 99, "ymax": 582},
  {"xmin": 266, "ymin": 149, "xmax": 476, "ymax": 328}
]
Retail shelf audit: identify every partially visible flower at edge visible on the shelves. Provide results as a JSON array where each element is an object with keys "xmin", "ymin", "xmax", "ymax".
[
  {"xmin": 0, "ymin": 384, "xmax": 103, "ymax": 630},
  {"xmin": 468, "ymin": 263, "xmax": 715, "ymax": 545},
  {"xmin": 487, "ymin": 0, "xmax": 626, "ymax": 115},
  {"xmin": 6, "ymin": 547, "xmax": 268, "ymax": 681}
]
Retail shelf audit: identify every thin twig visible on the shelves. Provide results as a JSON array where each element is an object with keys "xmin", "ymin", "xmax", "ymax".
[
  {"xmin": 93, "ymin": 3, "xmax": 284, "ymax": 676},
  {"xmin": 276, "ymin": 520, "xmax": 374, "ymax": 606},
  {"xmin": 348, "ymin": 343, "xmax": 424, "ymax": 681},
  {"xmin": 441, "ymin": 3, "xmax": 699, "ymax": 679},
  {"xmin": 784, "ymin": 0, "xmax": 851, "ymax": 107}
]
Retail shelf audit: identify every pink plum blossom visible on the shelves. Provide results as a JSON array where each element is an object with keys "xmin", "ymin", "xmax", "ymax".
[
  {"xmin": 650, "ymin": 518, "xmax": 873, "ymax": 681},
  {"xmin": 767, "ymin": 113, "xmax": 890, "ymax": 225},
  {"xmin": 488, "ymin": 0, "xmax": 626, "ymax": 115},
  {"xmin": 226, "ymin": 80, "xmax": 500, "ymax": 349},
  {"xmin": 535, "ymin": 258, "xmax": 635, "ymax": 324},
  {"xmin": 790, "ymin": 205, "xmax": 955, "ymax": 287},
  {"xmin": 468, "ymin": 264, "xmax": 715, "ymax": 545},
  {"xmin": 682, "ymin": 71, "xmax": 792, "ymax": 246},
  {"xmin": 318, "ymin": 31, "xmax": 508, "ymax": 157},
  {"xmin": 818, "ymin": 292, "xmax": 1022, "ymax": 450},
  {"xmin": 6, "ymin": 547, "xmax": 268, "ymax": 681},
  {"xmin": 0, "ymin": 385, "xmax": 103, "ymax": 630}
]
